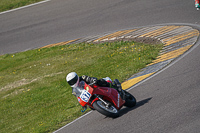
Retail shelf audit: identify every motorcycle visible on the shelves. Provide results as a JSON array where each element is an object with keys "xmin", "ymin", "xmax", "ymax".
[
  {"xmin": 72, "ymin": 79, "xmax": 136, "ymax": 118},
  {"xmin": 195, "ymin": 0, "xmax": 200, "ymax": 10}
]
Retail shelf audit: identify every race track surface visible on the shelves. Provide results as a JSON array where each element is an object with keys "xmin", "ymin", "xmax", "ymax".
[
  {"xmin": 0, "ymin": 0, "xmax": 199, "ymax": 54},
  {"xmin": 1, "ymin": 0, "xmax": 200, "ymax": 133}
]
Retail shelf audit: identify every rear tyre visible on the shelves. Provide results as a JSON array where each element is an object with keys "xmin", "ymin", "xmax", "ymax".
[
  {"xmin": 92, "ymin": 100, "xmax": 119, "ymax": 118},
  {"xmin": 124, "ymin": 90, "xmax": 136, "ymax": 108}
]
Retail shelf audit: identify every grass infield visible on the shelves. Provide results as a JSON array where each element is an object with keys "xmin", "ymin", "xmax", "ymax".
[
  {"xmin": 0, "ymin": 0, "xmax": 44, "ymax": 12},
  {"xmin": 0, "ymin": 41, "xmax": 162, "ymax": 132}
]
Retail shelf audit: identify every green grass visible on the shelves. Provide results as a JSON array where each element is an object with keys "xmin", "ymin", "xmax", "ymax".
[
  {"xmin": 0, "ymin": 41, "xmax": 163, "ymax": 133},
  {"xmin": 0, "ymin": 0, "xmax": 43, "ymax": 12}
]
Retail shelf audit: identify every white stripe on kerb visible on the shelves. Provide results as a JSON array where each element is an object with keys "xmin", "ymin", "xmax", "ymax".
[{"xmin": 53, "ymin": 111, "xmax": 93, "ymax": 133}]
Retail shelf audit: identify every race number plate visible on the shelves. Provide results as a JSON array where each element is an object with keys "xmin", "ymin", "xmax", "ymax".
[{"xmin": 80, "ymin": 90, "xmax": 91, "ymax": 102}]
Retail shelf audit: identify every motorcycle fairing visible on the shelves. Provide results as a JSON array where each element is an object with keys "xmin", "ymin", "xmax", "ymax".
[
  {"xmin": 92, "ymin": 86, "xmax": 125, "ymax": 110},
  {"xmin": 77, "ymin": 83, "xmax": 94, "ymax": 107},
  {"xmin": 76, "ymin": 82, "xmax": 125, "ymax": 110}
]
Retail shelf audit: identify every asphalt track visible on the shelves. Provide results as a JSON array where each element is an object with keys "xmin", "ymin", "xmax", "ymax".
[
  {"xmin": 0, "ymin": 0, "xmax": 200, "ymax": 54},
  {"xmin": 1, "ymin": 0, "xmax": 200, "ymax": 133}
]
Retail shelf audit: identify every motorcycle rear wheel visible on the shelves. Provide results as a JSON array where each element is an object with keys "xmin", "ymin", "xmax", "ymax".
[
  {"xmin": 124, "ymin": 90, "xmax": 137, "ymax": 108},
  {"xmin": 93, "ymin": 100, "xmax": 119, "ymax": 118}
]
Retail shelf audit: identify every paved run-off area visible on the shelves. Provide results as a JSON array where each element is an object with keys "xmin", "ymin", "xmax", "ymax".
[{"xmin": 42, "ymin": 25, "xmax": 199, "ymax": 90}]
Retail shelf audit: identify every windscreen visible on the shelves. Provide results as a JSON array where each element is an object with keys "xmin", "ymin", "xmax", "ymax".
[{"xmin": 72, "ymin": 81, "xmax": 85, "ymax": 97}]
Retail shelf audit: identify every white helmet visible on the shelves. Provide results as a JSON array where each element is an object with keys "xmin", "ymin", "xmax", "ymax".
[{"xmin": 66, "ymin": 72, "xmax": 79, "ymax": 88}]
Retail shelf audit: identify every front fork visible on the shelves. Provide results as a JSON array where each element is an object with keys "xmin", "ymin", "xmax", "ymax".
[
  {"xmin": 95, "ymin": 95, "xmax": 110, "ymax": 108},
  {"xmin": 81, "ymin": 94, "xmax": 110, "ymax": 112},
  {"xmin": 120, "ymin": 89, "xmax": 126, "ymax": 100}
]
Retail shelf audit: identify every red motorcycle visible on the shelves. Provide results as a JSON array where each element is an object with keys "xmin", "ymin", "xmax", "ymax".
[{"xmin": 72, "ymin": 79, "xmax": 136, "ymax": 118}]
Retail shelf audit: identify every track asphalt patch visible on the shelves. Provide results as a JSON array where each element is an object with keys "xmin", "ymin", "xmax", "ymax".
[{"xmin": 42, "ymin": 25, "xmax": 199, "ymax": 90}]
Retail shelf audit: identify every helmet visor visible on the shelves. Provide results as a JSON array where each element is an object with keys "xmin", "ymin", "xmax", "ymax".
[{"xmin": 68, "ymin": 75, "xmax": 79, "ymax": 86}]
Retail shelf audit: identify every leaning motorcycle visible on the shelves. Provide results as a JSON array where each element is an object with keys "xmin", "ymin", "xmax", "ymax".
[{"xmin": 72, "ymin": 79, "xmax": 136, "ymax": 118}]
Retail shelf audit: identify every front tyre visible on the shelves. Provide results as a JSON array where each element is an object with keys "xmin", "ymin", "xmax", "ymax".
[
  {"xmin": 92, "ymin": 100, "xmax": 119, "ymax": 118},
  {"xmin": 124, "ymin": 91, "xmax": 136, "ymax": 108}
]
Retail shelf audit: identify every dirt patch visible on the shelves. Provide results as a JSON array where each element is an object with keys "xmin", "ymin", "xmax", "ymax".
[
  {"xmin": 0, "ymin": 72, "xmax": 63, "ymax": 92},
  {"xmin": 93, "ymin": 37, "xmax": 162, "ymax": 45},
  {"xmin": 124, "ymin": 37, "xmax": 162, "ymax": 45},
  {"xmin": 0, "ymin": 78, "xmax": 29, "ymax": 92}
]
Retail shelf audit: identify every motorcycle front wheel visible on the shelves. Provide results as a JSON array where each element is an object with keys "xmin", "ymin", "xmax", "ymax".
[
  {"xmin": 124, "ymin": 90, "xmax": 137, "ymax": 108},
  {"xmin": 92, "ymin": 100, "xmax": 119, "ymax": 118}
]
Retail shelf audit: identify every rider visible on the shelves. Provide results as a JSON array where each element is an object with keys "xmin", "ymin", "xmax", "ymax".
[
  {"xmin": 66, "ymin": 72, "xmax": 122, "ymax": 96},
  {"xmin": 195, "ymin": 0, "xmax": 200, "ymax": 8}
]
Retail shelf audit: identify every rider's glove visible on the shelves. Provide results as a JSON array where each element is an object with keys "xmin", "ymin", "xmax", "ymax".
[
  {"xmin": 82, "ymin": 75, "xmax": 90, "ymax": 82},
  {"xmin": 82, "ymin": 75, "xmax": 97, "ymax": 84},
  {"xmin": 82, "ymin": 75, "xmax": 87, "ymax": 80},
  {"xmin": 92, "ymin": 78, "xmax": 97, "ymax": 84}
]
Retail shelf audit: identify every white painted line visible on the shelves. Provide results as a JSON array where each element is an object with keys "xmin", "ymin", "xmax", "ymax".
[
  {"xmin": 0, "ymin": 0, "xmax": 51, "ymax": 15},
  {"xmin": 53, "ymin": 111, "xmax": 92, "ymax": 133}
]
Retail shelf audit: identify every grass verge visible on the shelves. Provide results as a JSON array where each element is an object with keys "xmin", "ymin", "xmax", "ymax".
[
  {"xmin": 0, "ymin": 41, "xmax": 162, "ymax": 132},
  {"xmin": 0, "ymin": 0, "xmax": 43, "ymax": 12}
]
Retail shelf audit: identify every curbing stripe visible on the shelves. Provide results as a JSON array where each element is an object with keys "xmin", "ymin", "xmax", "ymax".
[
  {"xmin": 129, "ymin": 26, "xmax": 164, "ymax": 38},
  {"xmin": 121, "ymin": 72, "xmax": 155, "ymax": 89},
  {"xmin": 161, "ymin": 37, "xmax": 198, "ymax": 55},
  {"xmin": 163, "ymin": 30, "xmax": 199, "ymax": 46},
  {"xmin": 139, "ymin": 26, "xmax": 182, "ymax": 38},
  {"xmin": 121, "ymin": 45, "xmax": 192, "ymax": 90},
  {"xmin": 162, "ymin": 37, "xmax": 198, "ymax": 54},
  {"xmin": 41, "ymin": 25, "xmax": 199, "ymax": 90},
  {"xmin": 157, "ymin": 26, "xmax": 193, "ymax": 40},
  {"xmin": 147, "ymin": 45, "xmax": 192, "ymax": 66},
  {"xmin": 94, "ymin": 29, "xmax": 136, "ymax": 42},
  {"xmin": 41, "ymin": 39, "xmax": 80, "ymax": 48}
]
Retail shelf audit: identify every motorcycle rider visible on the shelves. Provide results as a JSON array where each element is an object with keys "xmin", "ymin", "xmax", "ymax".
[
  {"xmin": 66, "ymin": 72, "xmax": 123, "ymax": 96},
  {"xmin": 66, "ymin": 72, "xmax": 125, "ymax": 112},
  {"xmin": 195, "ymin": 0, "xmax": 200, "ymax": 8}
]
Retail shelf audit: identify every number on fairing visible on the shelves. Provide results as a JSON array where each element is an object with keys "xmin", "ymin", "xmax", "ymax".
[{"xmin": 80, "ymin": 90, "xmax": 91, "ymax": 102}]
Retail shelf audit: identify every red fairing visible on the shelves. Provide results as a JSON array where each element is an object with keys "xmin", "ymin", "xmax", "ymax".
[
  {"xmin": 78, "ymin": 97, "xmax": 86, "ymax": 107},
  {"xmin": 92, "ymin": 85, "xmax": 125, "ymax": 110},
  {"xmin": 78, "ymin": 83, "xmax": 94, "ymax": 107},
  {"xmin": 77, "ymin": 82, "xmax": 125, "ymax": 110}
]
